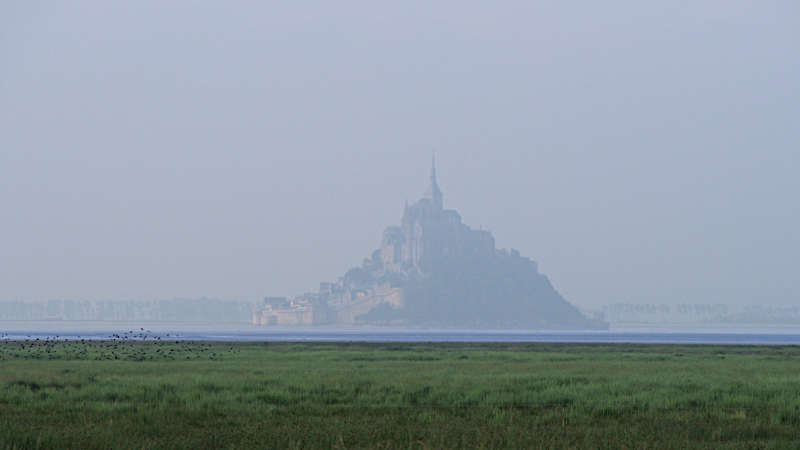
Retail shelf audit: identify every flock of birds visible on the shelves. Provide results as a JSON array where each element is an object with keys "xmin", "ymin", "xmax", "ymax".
[{"xmin": 0, "ymin": 329, "xmax": 240, "ymax": 362}]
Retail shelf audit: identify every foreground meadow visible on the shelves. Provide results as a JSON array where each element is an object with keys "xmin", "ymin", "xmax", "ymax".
[{"xmin": 1, "ymin": 340, "xmax": 800, "ymax": 449}]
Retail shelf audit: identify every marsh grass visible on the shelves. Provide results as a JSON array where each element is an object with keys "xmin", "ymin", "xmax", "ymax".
[{"xmin": 2, "ymin": 340, "xmax": 800, "ymax": 448}]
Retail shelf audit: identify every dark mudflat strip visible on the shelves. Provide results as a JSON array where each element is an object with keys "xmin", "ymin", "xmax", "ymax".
[{"xmin": 3, "ymin": 327, "xmax": 800, "ymax": 345}]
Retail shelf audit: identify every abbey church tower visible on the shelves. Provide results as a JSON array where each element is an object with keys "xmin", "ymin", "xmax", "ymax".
[
  {"xmin": 380, "ymin": 158, "xmax": 495, "ymax": 274},
  {"xmin": 424, "ymin": 155, "xmax": 443, "ymax": 210}
]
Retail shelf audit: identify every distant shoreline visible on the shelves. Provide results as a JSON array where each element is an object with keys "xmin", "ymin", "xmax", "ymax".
[{"xmin": 3, "ymin": 320, "xmax": 800, "ymax": 330}]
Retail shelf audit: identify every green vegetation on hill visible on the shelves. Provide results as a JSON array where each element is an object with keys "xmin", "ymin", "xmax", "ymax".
[{"xmin": 2, "ymin": 341, "xmax": 800, "ymax": 448}]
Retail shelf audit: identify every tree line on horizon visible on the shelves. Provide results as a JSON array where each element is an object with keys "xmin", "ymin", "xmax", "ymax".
[{"xmin": 0, "ymin": 298, "xmax": 253, "ymax": 322}]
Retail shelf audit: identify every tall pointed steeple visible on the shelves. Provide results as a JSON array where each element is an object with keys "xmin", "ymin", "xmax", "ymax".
[{"xmin": 425, "ymin": 153, "xmax": 443, "ymax": 210}]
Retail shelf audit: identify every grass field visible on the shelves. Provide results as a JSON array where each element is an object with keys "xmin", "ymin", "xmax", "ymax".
[{"xmin": 2, "ymin": 339, "xmax": 800, "ymax": 449}]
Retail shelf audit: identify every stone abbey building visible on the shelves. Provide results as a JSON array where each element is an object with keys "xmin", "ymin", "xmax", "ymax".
[
  {"xmin": 253, "ymin": 159, "xmax": 603, "ymax": 329},
  {"xmin": 380, "ymin": 158, "xmax": 495, "ymax": 276}
]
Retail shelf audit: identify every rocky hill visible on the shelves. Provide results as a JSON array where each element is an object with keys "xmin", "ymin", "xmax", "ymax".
[{"xmin": 254, "ymin": 159, "xmax": 606, "ymax": 329}]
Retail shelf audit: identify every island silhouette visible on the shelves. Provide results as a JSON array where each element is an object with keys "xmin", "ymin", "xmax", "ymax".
[{"xmin": 254, "ymin": 158, "xmax": 606, "ymax": 329}]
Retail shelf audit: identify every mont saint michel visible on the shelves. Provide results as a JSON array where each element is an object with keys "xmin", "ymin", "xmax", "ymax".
[{"xmin": 254, "ymin": 160, "xmax": 605, "ymax": 329}]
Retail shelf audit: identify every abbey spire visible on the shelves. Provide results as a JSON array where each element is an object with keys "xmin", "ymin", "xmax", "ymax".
[{"xmin": 425, "ymin": 154, "xmax": 443, "ymax": 210}]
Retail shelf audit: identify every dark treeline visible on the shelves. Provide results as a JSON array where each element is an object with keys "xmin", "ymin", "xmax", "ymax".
[{"xmin": 0, "ymin": 298, "xmax": 253, "ymax": 322}]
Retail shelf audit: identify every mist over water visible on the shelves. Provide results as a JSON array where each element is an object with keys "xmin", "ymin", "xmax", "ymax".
[{"xmin": 2, "ymin": 2, "xmax": 798, "ymax": 325}]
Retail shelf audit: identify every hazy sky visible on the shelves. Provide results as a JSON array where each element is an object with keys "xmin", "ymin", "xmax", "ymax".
[{"xmin": 2, "ymin": 2, "xmax": 798, "ymax": 308}]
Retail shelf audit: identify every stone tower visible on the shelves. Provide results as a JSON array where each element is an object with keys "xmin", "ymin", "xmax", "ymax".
[
  {"xmin": 380, "ymin": 158, "xmax": 495, "ymax": 274},
  {"xmin": 424, "ymin": 155, "xmax": 443, "ymax": 210}
]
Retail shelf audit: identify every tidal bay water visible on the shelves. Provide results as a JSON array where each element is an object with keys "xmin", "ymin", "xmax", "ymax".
[{"xmin": 2, "ymin": 321, "xmax": 800, "ymax": 345}]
